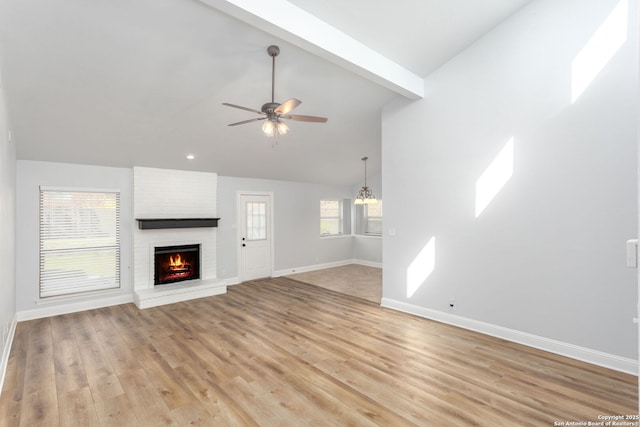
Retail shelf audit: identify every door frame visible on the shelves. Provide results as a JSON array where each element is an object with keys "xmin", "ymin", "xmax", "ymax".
[{"xmin": 236, "ymin": 191, "xmax": 275, "ymax": 282}]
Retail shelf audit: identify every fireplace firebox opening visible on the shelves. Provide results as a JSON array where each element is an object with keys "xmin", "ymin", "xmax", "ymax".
[{"xmin": 154, "ymin": 244, "xmax": 200, "ymax": 285}]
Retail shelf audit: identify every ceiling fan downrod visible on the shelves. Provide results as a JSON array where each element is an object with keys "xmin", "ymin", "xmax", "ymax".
[{"xmin": 267, "ymin": 45, "xmax": 280, "ymax": 104}]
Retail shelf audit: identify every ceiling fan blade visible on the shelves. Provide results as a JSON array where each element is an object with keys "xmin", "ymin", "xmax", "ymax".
[
  {"xmin": 274, "ymin": 98, "xmax": 301, "ymax": 115},
  {"xmin": 228, "ymin": 117, "xmax": 266, "ymax": 126},
  {"xmin": 222, "ymin": 103, "xmax": 264, "ymax": 115},
  {"xmin": 282, "ymin": 114, "xmax": 328, "ymax": 123}
]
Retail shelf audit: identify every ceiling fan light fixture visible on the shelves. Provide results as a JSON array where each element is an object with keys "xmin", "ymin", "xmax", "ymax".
[
  {"xmin": 262, "ymin": 119, "xmax": 276, "ymax": 137},
  {"xmin": 355, "ymin": 156, "xmax": 377, "ymax": 205},
  {"xmin": 262, "ymin": 118, "xmax": 289, "ymax": 137},
  {"xmin": 276, "ymin": 120, "xmax": 289, "ymax": 135}
]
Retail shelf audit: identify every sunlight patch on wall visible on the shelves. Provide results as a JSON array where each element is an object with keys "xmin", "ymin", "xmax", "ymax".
[
  {"xmin": 406, "ymin": 236, "xmax": 435, "ymax": 298},
  {"xmin": 475, "ymin": 138, "xmax": 514, "ymax": 218},
  {"xmin": 571, "ymin": 0, "xmax": 628, "ymax": 103}
]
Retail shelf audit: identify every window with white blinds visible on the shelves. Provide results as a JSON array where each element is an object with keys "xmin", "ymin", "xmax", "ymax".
[
  {"xmin": 39, "ymin": 188, "xmax": 121, "ymax": 298},
  {"xmin": 320, "ymin": 200, "xmax": 342, "ymax": 236},
  {"xmin": 364, "ymin": 200, "xmax": 383, "ymax": 236}
]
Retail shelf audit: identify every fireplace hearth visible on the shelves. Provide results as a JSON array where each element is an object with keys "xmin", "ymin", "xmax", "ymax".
[{"xmin": 154, "ymin": 244, "xmax": 200, "ymax": 285}]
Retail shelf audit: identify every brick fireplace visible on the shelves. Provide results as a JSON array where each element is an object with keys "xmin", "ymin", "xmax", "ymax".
[{"xmin": 132, "ymin": 167, "xmax": 226, "ymax": 308}]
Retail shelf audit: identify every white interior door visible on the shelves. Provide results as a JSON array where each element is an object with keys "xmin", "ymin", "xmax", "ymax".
[{"xmin": 238, "ymin": 193, "xmax": 273, "ymax": 281}]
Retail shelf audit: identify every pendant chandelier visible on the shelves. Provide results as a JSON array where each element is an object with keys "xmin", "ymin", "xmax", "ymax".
[{"xmin": 355, "ymin": 156, "xmax": 377, "ymax": 205}]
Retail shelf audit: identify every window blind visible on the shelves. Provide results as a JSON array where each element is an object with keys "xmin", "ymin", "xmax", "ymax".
[
  {"xmin": 320, "ymin": 200, "xmax": 342, "ymax": 235},
  {"xmin": 39, "ymin": 188, "xmax": 121, "ymax": 298},
  {"xmin": 364, "ymin": 201, "xmax": 383, "ymax": 235}
]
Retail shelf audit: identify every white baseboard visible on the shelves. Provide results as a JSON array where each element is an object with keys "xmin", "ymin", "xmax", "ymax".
[
  {"xmin": 273, "ymin": 259, "xmax": 353, "ymax": 277},
  {"xmin": 353, "ymin": 259, "xmax": 382, "ymax": 268},
  {"xmin": 273, "ymin": 259, "xmax": 382, "ymax": 277},
  {"xmin": 223, "ymin": 277, "xmax": 241, "ymax": 286},
  {"xmin": 17, "ymin": 294, "xmax": 134, "ymax": 322},
  {"xmin": 0, "ymin": 313, "xmax": 18, "ymax": 399},
  {"xmin": 381, "ymin": 297, "xmax": 638, "ymax": 376}
]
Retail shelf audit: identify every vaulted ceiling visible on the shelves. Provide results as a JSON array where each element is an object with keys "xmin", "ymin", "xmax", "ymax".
[{"xmin": 0, "ymin": 0, "xmax": 530, "ymax": 185}]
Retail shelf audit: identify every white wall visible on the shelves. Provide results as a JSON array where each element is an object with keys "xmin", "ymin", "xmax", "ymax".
[
  {"xmin": 16, "ymin": 161, "xmax": 134, "ymax": 317},
  {"xmin": 0, "ymin": 58, "xmax": 16, "ymax": 390},
  {"xmin": 353, "ymin": 236, "xmax": 382, "ymax": 265},
  {"xmin": 217, "ymin": 175, "xmax": 354, "ymax": 279},
  {"xmin": 382, "ymin": 0, "xmax": 638, "ymax": 366}
]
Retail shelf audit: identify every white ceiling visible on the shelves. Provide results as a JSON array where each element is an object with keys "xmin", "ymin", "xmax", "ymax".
[{"xmin": 0, "ymin": 0, "xmax": 530, "ymax": 186}]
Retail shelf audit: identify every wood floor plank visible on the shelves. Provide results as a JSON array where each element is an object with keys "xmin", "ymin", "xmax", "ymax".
[
  {"xmin": 0, "ymin": 322, "xmax": 29, "ymax": 426},
  {"xmin": 1, "ymin": 277, "xmax": 637, "ymax": 426},
  {"xmin": 172, "ymin": 363, "xmax": 247, "ymax": 426},
  {"xmin": 88, "ymin": 308, "xmax": 142, "ymax": 376},
  {"xmin": 19, "ymin": 318, "xmax": 59, "ymax": 427},
  {"xmin": 117, "ymin": 368, "xmax": 178, "ymax": 427},
  {"xmin": 52, "ymin": 338, "xmax": 89, "ymax": 395},
  {"xmin": 137, "ymin": 343, "xmax": 194, "ymax": 411},
  {"xmin": 57, "ymin": 387, "xmax": 100, "ymax": 427},
  {"xmin": 93, "ymin": 393, "xmax": 139, "ymax": 426},
  {"xmin": 74, "ymin": 340, "xmax": 124, "ymax": 403},
  {"xmin": 169, "ymin": 403, "xmax": 219, "ymax": 427}
]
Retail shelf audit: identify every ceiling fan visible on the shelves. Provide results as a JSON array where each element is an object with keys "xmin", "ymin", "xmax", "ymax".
[{"xmin": 222, "ymin": 45, "xmax": 328, "ymax": 137}]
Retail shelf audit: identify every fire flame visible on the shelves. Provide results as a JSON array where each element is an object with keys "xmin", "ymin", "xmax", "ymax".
[{"xmin": 168, "ymin": 254, "xmax": 190, "ymax": 270}]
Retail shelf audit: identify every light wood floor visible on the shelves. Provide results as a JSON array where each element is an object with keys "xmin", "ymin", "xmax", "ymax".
[
  {"xmin": 1, "ymin": 277, "xmax": 636, "ymax": 426},
  {"xmin": 286, "ymin": 264, "xmax": 382, "ymax": 303}
]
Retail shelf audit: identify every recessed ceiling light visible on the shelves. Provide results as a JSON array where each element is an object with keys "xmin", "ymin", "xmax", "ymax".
[{"xmin": 186, "ymin": 154, "xmax": 195, "ymax": 160}]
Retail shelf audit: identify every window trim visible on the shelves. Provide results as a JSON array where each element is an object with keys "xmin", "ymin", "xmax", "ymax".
[
  {"xmin": 320, "ymin": 199, "xmax": 343, "ymax": 236},
  {"xmin": 39, "ymin": 186, "xmax": 121, "ymax": 299},
  {"xmin": 245, "ymin": 200, "xmax": 268, "ymax": 241}
]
